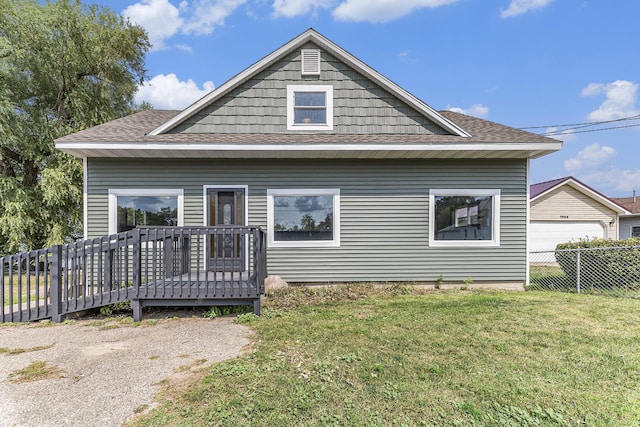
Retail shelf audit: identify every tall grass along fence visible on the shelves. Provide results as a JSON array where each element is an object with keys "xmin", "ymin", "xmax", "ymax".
[
  {"xmin": 529, "ymin": 240, "xmax": 640, "ymax": 298},
  {"xmin": 1, "ymin": 226, "xmax": 267, "ymax": 323}
]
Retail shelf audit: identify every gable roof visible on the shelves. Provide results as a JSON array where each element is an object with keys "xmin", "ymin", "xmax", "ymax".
[
  {"xmin": 149, "ymin": 29, "xmax": 469, "ymax": 138},
  {"xmin": 55, "ymin": 29, "xmax": 562, "ymax": 160},
  {"xmin": 530, "ymin": 176, "xmax": 630, "ymax": 215}
]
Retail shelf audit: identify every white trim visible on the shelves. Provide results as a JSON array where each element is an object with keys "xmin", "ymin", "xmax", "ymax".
[
  {"xmin": 525, "ymin": 158, "xmax": 530, "ymax": 287},
  {"xmin": 202, "ymin": 185, "xmax": 249, "ymax": 227},
  {"xmin": 147, "ymin": 29, "xmax": 470, "ymax": 137},
  {"xmin": 531, "ymin": 177, "xmax": 631, "ymax": 215},
  {"xmin": 429, "ymin": 189, "xmax": 501, "ymax": 247},
  {"xmin": 83, "ymin": 157, "xmax": 88, "ymax": 240},
  {"xmin": 57, "ymin": 141, "xmax": 563, "ymax": 155},
  {"xmin": 287, "ymin": 85, "xmax": 333, "ymax": 131},
  {"xmin": 203, "ymin": 185, "xmax": 250, "ymax": 270},
  {"xmin": 267, "ymin": 188, "xmax": 340, "ymax": 248},
  {"xmin": 108, "ymin": 188, "xmax": 184, "ymax": 235}
]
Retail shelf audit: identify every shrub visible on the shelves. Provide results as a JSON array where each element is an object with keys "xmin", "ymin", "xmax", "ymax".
[{"xmin": 555, "ymin": 238, "xmax": 640, "ymax": 290}]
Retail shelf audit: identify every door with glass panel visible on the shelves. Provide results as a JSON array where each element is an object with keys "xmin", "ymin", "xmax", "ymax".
[{"xmin": 207, "ymin": 188, "xmax": 245, "ymax": 271}]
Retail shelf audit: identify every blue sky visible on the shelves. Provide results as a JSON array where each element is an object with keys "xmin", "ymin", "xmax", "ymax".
[{"xmin": 104, "ymin": 0, "xmax": 640, "ymax": 197}]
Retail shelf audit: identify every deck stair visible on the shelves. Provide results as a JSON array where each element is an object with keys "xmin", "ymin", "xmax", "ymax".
[{"xmin": 1, "ymin": 226, "xmax": 266, "ymax": 323}]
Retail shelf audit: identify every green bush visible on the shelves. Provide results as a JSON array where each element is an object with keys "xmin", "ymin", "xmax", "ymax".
[{"xmin": 555, "ymin": 238, "xmax": 640, "ymax": 290}]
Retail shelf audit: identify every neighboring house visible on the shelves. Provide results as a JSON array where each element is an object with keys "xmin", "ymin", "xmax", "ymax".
[
  {"xmin": 55, "ymin": 29, "xmax": 561, "ymax": 287},
  {"xmin": 529, "ymin": 177, "xmax": 630, "ymax": 254},
  {"xmin": 610, "ymin": 192, "xmax": 640, "ymax": 239}
]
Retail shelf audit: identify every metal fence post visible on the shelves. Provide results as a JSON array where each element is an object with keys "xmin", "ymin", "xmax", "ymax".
[{"xmin": 576, "ymin": 249, "xmax": 581, "ymax": 294}]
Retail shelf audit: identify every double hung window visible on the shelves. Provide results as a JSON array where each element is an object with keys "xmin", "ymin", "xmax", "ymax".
[{"xmin": 287, "ymin": 85, "xmax": 333, "ymax": 130}]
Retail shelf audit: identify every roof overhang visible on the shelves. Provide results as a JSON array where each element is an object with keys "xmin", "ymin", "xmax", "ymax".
[
  {"xmin": 531, "ymin": 177, "xmax": 631, "ymax": 215},
  {"xmin": 56, "ymin": 141, "xmax": 561, "ymax": 160}
]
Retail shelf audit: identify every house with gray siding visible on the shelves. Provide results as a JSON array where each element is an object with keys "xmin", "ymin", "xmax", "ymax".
[
  {"xmin": 55, "ymin": 29, "xmax": 561, "ymax": 288},
  {"xmin": 611, "ymin": 193, "xmax": 640, "ymax": 239}
]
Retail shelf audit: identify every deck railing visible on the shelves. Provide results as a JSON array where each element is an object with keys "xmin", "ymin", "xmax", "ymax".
[{"xmin": 1, "ymin": 226, "xmax": 266, "ymax": 323}]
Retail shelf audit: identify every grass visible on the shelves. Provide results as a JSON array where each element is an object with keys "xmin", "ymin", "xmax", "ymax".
[
  {"xmin": 2, "ymin": 274, "xmax": 48, "ymax": 306},
  {"xmin": 128, "ymin": 286, "xmax": 640, "ymax": 426},
  {"xmin": 0, "ymin": 343, "xmax": 54, "ymax": 355},
  {"xmin": 7, "ymin": 361, "xmax": 65, "ymax": 383}
]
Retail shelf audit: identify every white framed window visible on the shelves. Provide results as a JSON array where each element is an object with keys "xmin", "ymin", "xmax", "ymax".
[
  {"xmin": 108, "ymin": 189, "xmax": 184, "ymax": 234},
  {"xmin": 287, "ymin": 85, "xmax": 333, "ymax": 131},
  {"xmin": 429, "ymin": 189, "xmax": 501, "ymax": 247},
  {"xmin": 267, "ymin": 189, "xmax": 340, "ymax": 248},
  {"xmin": 632, "ymin": 226, "xmax": 640, "ymax": 238}
]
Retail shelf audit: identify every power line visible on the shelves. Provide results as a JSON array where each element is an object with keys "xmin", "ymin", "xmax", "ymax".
[
  {"xmin": 515, "ymin": 113, "xmax": 640, "ymax": 137},
  {"xmin": 542, "ymin": 122, "xmax": 640, "ymax": 136},
  {"xmin": 519, "ymin": 114, "xmax": 640, "ymax": 131}
]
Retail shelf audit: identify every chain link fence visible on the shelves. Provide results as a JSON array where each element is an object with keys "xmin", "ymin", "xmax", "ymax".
[{"xmin": 528, "ymin": 245, "xmax": 640, "ymax": 298}]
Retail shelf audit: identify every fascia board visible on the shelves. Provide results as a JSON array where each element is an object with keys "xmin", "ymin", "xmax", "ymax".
[
  {"xmin": 56, "ymin": 141, "xmax": 561, "ymax": 156},
  {"xmin": 308, "ymin": 32, "xmax": 471, "ymax": 138},
  {"xmin": 149, "ymin": 29, "xmax": 470, "ymax": 138},
  {"xmin": 565, "ymin": 179, "xmax": 632, "ymax": 215},
  {"xmin": 530, "ymin": 178, "xmax": 632, "ymax": 215}
]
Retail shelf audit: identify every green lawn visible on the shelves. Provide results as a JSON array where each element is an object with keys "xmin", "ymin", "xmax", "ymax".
[
  {"xmin": 3, "ymin": 275, "xmax": 46, "ymax": 306},
  {"xmin": 130, "ymin": 286, "xmax": 640, "ymax": 426}
]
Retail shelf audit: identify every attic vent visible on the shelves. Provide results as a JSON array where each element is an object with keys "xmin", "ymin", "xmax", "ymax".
[{"xmin": 301, "ymin": 49, "xmax": 321, "ymax": 76}]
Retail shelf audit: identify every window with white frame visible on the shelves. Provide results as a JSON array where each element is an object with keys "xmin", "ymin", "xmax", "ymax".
[
  {"xmin": 267, "ymin": 189, "xmax": 340, "ymax": 247},
  {"xmin": 287, "ymin": 85, "xmax": 333, "ymax": 131},
  {"xmin": 429, "ymin": 189, "xmax": 500, "ymax": 247},
  {"xmin": 632, "ymin": 226, "xmax": 640, "ymax": 238},
  {"xmin": 108, "ymin": 189, "xmax": 184, "ymax": 234}
]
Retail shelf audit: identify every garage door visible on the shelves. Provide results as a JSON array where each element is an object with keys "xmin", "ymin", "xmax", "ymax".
[{"xmin": 530, "ymin": 221, "xmax": 605, "ymax": 253}]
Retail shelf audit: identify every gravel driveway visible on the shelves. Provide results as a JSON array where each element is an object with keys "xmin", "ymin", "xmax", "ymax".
[{"xmin": 0, "ymin": 313, "xmax": 253, "ymax": 427}]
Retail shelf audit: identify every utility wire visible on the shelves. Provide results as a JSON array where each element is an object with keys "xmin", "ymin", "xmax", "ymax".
[
  {"xmin": 519, "ymin": 114, "xmax": 640, "ymax": 130},
  {"xmin": 542, "ymin": 122, "xmax": 640, "ymax": 136},
  {"xmin": 516, "ymin": 114, "xmax": 640, "ymax": 137}
]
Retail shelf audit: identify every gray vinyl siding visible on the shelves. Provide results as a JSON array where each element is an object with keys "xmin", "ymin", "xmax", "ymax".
[
  {"xmin": 618, "ymin": 217, "xmax": 640, "ymax": 239},
  {"xmin": 86, "ymin": 158, "xmax": 527, "ymax": 283},
  {"xmin": 170, "ymin": 42, "xmax": 449, "ymax": 135}
]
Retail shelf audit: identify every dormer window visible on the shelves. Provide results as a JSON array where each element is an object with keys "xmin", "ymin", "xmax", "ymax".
[{"xmin": 287, "ymin": 85, "xmax": 333, "ymax": 131}]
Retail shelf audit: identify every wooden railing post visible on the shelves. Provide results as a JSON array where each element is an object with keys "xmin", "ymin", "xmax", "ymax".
[
  {"xmin": 50, "ymin": 245, "xmax": 64, "ymax": 322},
  {"xmin": 132, "ymin": 229, "xmax": 142, "ymax": 296}
]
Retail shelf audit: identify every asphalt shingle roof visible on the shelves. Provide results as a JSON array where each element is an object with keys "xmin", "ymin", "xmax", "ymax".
[{"xmin": 55, "ymin": 109, "xmax": 560, "ymax": 146}]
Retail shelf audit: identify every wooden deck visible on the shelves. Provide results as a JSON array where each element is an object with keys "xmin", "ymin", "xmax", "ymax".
[
  {"xmin": 132, "ymin": 271, "xmax": 261, "ymax": 321},
  {"xmin": 1, "ymin": 226, "xmax": 267, "ymax": 323}
]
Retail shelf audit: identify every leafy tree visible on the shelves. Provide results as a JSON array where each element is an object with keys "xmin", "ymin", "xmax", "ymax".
[
  {"xmin": 0, "ymin": 0, "xmax": 150, "ymax": 254},
  {"xmin": 300, "ymin": 213, "xmax": 316, "ymax": 231}
]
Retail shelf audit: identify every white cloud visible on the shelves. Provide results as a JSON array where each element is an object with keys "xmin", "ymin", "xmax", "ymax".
[
  {"xmin": 272, "ymin": 0, "xmax": 334, "ymax": 17},
  {"xmin": 135, "ymin": 73, "xmax": 215, "ymax": 109},
  {"xmin": 581, "ymin": 80, "xmax": 640, "ymax": 122},
  {"xmin": 579, "ymin": 169, "xmax": 640, "ymax": 194},
  {"xmin": 544, "ymin": 127, "xmax": 576, "ymax": 143},
  {"xmin": 446, "ymin": 104, "xmax": 489, "ymax": 119},
  {"xmin": 182, "ymin": 0, "xmax": 248, "ymax": 35},
  {"xmin": 122, "ymin": 0, "xmax": 183, "ymax": 50},
  {"xmin": 500, "ymin": 0, "xmax": 553, "ymax": 18},
  {"xmin": 123, "ymin": 0, "xmax": 246, "ymax": 49},
  {"xmin": 564, "ymin": 143, "xmax": 616, "ymax": 172},
  {"xmin": 332, "ymin": 0, "xmax": 460, "ymax": 23}
]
